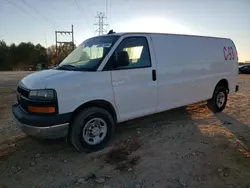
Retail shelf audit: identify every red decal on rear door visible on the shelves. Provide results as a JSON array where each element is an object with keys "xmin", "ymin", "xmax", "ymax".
[
  {"xmin": 229, "ymin": 47, "xmax": 234, "ymax": 60},
  {"xmin": 223, "ymin": 46, "xmax": 234, "ymax": 60},
  {"xmin": 223, "ymin": 47, "xmax": 228, "ymax": 60}
]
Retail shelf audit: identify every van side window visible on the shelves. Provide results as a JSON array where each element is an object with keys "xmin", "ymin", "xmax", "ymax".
[{"xmin": 106, "ymin": 37, "xmax": 151, "ymax": 70}]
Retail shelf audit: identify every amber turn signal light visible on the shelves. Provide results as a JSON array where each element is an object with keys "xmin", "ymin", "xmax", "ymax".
[{"xmin": 28, "ymin": 106, "xmax": 56, "ymax": 113}]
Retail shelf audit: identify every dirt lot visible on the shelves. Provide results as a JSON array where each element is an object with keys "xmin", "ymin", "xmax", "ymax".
[{"xmin": 0, "ymin": 72, "xmax": 249, "ymax": 188}]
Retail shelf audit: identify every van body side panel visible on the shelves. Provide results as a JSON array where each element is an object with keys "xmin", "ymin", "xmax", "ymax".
[
  {"xmin": 45, "ymin": 71, "xmax": 116, "ymax": 116},
  {"xmin": 150, "ymin": 34, "xmax": 237, "ymax": 112}
]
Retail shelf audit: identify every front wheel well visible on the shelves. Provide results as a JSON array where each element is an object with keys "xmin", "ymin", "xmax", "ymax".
[
  {"xmin": 69, "ymin": 100, "xmax": 117, "ymax": 125},
  {"xmin": 67, "ymin": 100, "xmax": 117, "ymax": 144}
]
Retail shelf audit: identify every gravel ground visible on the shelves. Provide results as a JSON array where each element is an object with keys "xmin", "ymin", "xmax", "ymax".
[
  {"xmin": 0, "ymin": 72, "xmax": 249, "ymax": 188},
  {"xmin": 0, "ymin": 71, "xmax": 33, "ymax": 88}
]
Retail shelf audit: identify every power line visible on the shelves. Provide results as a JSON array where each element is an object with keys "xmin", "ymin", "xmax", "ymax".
[
  {"xmin": 5, "ymin": 0, "xmax": 56, "ymax": 30},
  {"xmin": 73, "ymin": 0, "xmax": 93, "ymax": 32},
  {"xmin": 106, "ymin": 0, "xmax": 108, "ymax": 19},
  {"xmin": 85, "ymin": 0, "xmax": 95, "ymax": 20},
  {"xmin": 20, "ymin": 0, "xmax": 60, "ymax": 29},
  {"xmin": 5, "ymin": 0, "xmax": 42, "ymax": 24},
  {"xmin": 109, "ymin": 0, "xmax": 113, "ymax": 26},
  {"xmin": 5, "ymin": 0, "xmax": 80, "ymax": 50}
]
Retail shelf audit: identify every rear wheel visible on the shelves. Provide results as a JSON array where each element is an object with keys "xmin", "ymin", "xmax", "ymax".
[
  {"xmin": 207, "ymin": 86, "xmax": 228, "ymax": 113},
  {"xmin": 70, "ymin": 107, "xmax": 115, "ymax": 152}
]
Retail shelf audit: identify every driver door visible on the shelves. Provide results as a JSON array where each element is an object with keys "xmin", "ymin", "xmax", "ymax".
[{"xmin": 107, "ymin": 36, "xmax": 157, "ymax": 122}]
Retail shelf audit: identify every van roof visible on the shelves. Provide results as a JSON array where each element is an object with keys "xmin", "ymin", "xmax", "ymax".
[{"xmin": 105, "ymin": 32, "xmax": 230, "ymax": 40}]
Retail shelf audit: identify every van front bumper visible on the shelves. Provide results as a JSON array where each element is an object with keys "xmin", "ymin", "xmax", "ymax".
[{"xmin": 12, "ymin": 104, "xmax": 71, "ymax": 139}]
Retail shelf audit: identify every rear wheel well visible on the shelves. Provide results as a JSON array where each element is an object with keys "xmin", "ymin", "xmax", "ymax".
[{"xmin": 216, "ymin": 79, "xmax": 229, "ymax": 92}]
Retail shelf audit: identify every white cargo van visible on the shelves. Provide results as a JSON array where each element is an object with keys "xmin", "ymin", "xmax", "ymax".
[{"xmin": 12, "ymin": 32, "xmax": 239, "ymax": 152}]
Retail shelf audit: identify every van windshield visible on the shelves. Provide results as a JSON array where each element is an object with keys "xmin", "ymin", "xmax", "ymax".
[{"xmin": 57, "ymin": 36, "xmax": 119, "ymax": 71}]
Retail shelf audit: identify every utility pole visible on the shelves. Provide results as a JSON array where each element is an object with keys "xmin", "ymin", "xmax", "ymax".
[
  {"xmin": 55, "ymin": 24, "xmax": 74, "ymax": 56},
  {"xmin": 94, "ymin": 12, "xmax": 108, "ymax": 36},
  {"xmin": 71, "ymin": 25, "xmax": 74, "ymax": 50}
]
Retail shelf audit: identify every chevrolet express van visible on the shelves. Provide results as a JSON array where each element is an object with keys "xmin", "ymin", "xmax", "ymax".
[{"xmin": 12, "ymin": 32, "xmax": 239, "ymax": 152}]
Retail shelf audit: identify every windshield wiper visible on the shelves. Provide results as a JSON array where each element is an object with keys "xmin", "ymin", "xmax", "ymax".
[
  {"xmin": 77, "ymin": 67, "xmax": 96, "ymax": 71},
  {"xmin": 57, "ymin": 64, "xmax": 96, "ymax": 71},
  {"xmin": 57, "ymin": 64, "xmax": 77, "ymax": 71}
]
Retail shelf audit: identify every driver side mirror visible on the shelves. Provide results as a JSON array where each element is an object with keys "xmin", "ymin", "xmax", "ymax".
[{"xmin": 115, "ymin": 51, "xmax": 130, "ymax": 68}]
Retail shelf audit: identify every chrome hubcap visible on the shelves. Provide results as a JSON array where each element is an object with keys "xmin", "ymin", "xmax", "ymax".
[
  {"xmin": 82, "ymin": 118, "xmax": 107, "ymax": 145},
  {"xmin": 216, "ymin": 91, "xmax": 226, "ymax": 108}
]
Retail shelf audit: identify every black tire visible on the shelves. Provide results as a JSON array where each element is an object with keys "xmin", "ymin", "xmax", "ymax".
[
  {"xmin": 70, "ymin": 107, "xmax": 115, "ymax": 152},
  {"xmin": 207, "ymin": 85, "xmax": 228, "ymax": 113}
]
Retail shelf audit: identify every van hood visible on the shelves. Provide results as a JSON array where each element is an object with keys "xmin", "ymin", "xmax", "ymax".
[{"xmin": 19, "ymin": 69, "xmax": 82, "ymax": 89}]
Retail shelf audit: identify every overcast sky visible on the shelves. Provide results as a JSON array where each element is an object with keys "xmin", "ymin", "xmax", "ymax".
[{"xmin": 0, "ymin": 0, "xmax": 249, "ymax": 61}]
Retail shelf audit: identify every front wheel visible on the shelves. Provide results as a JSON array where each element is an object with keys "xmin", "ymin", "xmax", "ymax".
[
  {"xmin": 70, "ymin": 107, "xmax": 115, "ymax": 152},
  {"xmin": 207, "ymin": 86, "xmax": 228, "ymax": 113}
]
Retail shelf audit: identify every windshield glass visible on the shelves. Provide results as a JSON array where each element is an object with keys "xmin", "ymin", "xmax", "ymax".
[{"xmin": 57, "ymin": 36, "xmax": 119, "ymax": 71}]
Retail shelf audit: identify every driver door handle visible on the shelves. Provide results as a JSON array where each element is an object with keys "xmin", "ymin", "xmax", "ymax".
[{"xmin": 152, "ymin": 69, "xmax": 156, "ymax": 81}]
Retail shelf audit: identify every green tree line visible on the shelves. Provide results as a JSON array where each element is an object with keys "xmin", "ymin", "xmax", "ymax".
[{"xmin": 0, "ymin": 40, "xmax": 74, "ymax": 71}]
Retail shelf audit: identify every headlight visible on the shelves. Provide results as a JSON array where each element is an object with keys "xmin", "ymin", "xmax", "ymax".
[{"xmin": 29, "ymin": 89, "xmax": 56, "ymax": 101}]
